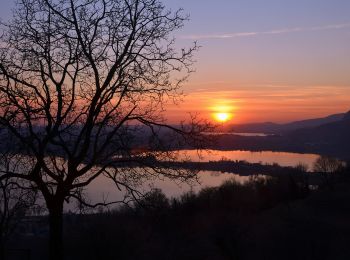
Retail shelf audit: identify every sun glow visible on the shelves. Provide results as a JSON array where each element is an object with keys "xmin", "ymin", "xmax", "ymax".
[
  {"xmin": 211, "ymin": 103, "xmax": 235, "ymax": 123},
  {"xmin": 214, "ymin": 112, "xmax": 232, "ymax": 122}
]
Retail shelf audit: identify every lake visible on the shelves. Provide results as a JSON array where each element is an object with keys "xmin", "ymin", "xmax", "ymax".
[
  {"xmin": 71, "ymin": 150, "xmax": 320, "ymax": 210},
  {"xmin": 178, "ymin": 149, "xmax": 319, "ymax": 168},
  {"xmin": 83, "ymin": 170, "xmax": 251, "ymax": 207}
]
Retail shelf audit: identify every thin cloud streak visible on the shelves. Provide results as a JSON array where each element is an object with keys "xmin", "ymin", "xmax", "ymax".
[{"xmin": 182, "ymin": 23, "xmax": 350, "ymax": 40}]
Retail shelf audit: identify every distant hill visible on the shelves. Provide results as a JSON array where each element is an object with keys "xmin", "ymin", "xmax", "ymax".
[
  {"xmin": 215, "ymin": 111, "xmax": 350, "ymax": 159},
  {"xmin": 287, "ymin": 111, "xmax": 350, "ymax": 156},
  {"xmin": 231, "ymin": 112, "xmax": 345, "ymax": 134}
]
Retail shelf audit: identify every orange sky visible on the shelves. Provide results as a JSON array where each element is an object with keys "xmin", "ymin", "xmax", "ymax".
[
  {"xmin": 167, "ymin": 83, "xmax": 350, "ymax": 124},
  {"xmin": 160, "ymin": 1, "xmax": 350, "ymax": 125}
]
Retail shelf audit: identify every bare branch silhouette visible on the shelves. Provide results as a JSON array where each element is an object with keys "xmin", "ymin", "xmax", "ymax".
[{"xmin": 0, "ymin": 0, "xmax": 209, "ymax": 259}]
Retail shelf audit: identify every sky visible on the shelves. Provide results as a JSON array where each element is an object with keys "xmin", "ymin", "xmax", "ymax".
[
  {"xmin": 165, "ymin": 0, "xmax": 350, "ymax": 123},
  {"xmin": 1, "ymin": 0, "xmax": 350, "ymax": 124}
]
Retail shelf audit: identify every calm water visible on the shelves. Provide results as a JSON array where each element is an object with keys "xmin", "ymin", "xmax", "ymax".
[
  {"xmin": 83, "ymin": 170, "xmax": 250, "ymax": 206},
  {"xmin": 73, "ymin": 150, "xmax": 319, "ymax": 209},
  {"xmin": 180, "ymin": 149, "xmax": 319, "ymax": 168},
  {"xmin": 2, "ymin": 151, "xmax": 320, "ymax": 211}
]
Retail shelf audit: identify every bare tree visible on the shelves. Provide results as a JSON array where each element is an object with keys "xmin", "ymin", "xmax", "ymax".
[
  {"xmin": 313, "ymin": 155, "xmax": 344, "ymax": 190},
  {"xmin": 0, "ymin": 0, "xmax": 208, "ymax": 259},
  {"xmin": 313, "ymin": 156, "xmax": 344, "ymax": 173}
]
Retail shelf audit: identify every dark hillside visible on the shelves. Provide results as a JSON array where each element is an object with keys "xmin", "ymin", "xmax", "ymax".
[
  {"xmin": 230, "ymin": 112, "xmax": 345, "ymax": 134},
  {"xmin": 288, "ymin": 111, "xmax": 350, "ymax": 156},
  {"xmin": 213, "ymin": 111, "xmax": 350, "ymax": 159}
]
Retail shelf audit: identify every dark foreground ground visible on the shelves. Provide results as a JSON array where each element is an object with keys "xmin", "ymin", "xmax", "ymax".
[{"xmin": 5, "ymin": 170, "xmax": 350, "ymax": 260}]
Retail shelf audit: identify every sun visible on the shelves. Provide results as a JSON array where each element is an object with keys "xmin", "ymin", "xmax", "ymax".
[
  {"xmin": 214, "ymin": 112, "xmax": 232, "ymax": 123},
  {"xmin": 210, "ymin": 102, "xmax": 235, "ymax": 123}
]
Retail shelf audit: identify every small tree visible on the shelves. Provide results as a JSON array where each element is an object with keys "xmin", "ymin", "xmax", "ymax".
[
  {"xmin": 0, "ymin": 0, "xmax": 207, "ymax": 259},
  {"xmin": 293, "ymin": 162, "xmax": 310, "ymax": 195},
  {"xmin": 313, "ymin": 156, "xmax": 344, "ymax": 173},
  {"xmin": 313, "ymin": 155, "xmax": 344, "ymax": 190}
]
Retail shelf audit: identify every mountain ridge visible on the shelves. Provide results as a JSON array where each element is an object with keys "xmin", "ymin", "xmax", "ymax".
[{"xmin": 230, "ymin": 112, "xmax": 346, "ymax": 134}]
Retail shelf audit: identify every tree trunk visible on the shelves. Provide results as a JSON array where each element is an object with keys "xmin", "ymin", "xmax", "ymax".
[
  {"xmin": 0, "ymin": 232, "xmax": 4, "ymax": 260},
  {"xmin": 48, "ymin": 202, "xmax": 64, "ymax": 260}
]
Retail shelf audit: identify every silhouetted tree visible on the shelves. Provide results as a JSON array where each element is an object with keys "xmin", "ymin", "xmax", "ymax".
[
  {"xmin": 294, "ymin": 162, "xmax": 309, "ymax": 173},
  {"xmin": 293, "ymin": 162, "xmax": 310, "ymax": 196},
  {"xmin": 0, "ymin": 0, "xmax": 207, "ymax": 259},
  {"xmin": 313, "ymin": 156, "xmax": 344, "ymax": 173},
  {"xmin": 313, "ymin": 155, "xmax": 344, "ymax": 190}
]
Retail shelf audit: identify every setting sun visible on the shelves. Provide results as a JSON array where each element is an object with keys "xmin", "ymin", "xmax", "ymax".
[
  {"xmin": 211, "ymin": 103, "xmax": 235, "ymax": 123},
  {"xmin": 214, "ymin": 112, "xmax": 232, "ymax": 122}
]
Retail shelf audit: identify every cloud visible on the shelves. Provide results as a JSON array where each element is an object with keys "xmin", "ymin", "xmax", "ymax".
[{"xmin": 182, "ymin": 23, "xmax": 350, "ymax": 40}]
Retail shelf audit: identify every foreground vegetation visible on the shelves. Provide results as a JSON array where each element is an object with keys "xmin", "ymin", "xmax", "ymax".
[{"xmin": 3, "ymin": 160, "xmax": 350, "ymax": 260}]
